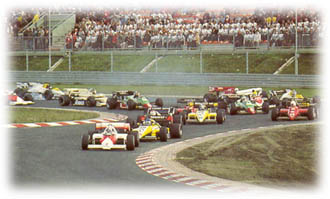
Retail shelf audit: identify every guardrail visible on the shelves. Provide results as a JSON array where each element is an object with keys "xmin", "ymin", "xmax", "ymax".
[{"xmin": 9, "ymin": 72, "xmax": 320, "ymax": 88}]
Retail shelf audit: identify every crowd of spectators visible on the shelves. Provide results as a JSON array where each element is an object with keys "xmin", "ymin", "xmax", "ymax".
[{"xmin": 7, "ymin": 7, "xmax": 322, "ymax": 50}]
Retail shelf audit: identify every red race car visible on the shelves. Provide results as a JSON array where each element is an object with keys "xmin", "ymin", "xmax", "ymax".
[{"xmin": 271, "ymin": 101, "xmax": 317, "ymax": 121}]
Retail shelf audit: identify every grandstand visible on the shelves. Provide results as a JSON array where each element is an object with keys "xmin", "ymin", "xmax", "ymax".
[{"xmin": 7, "ymin": 7, "xmax": 322, "ymax": 51}]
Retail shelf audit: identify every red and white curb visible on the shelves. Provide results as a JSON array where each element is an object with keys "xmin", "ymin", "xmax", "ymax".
[
  {"xmin": 136, "ymin": 124, "xmax": 317, "ymax": 193},
  {"xmin": 6, "ymin": 118, "xmax": 122, "ymax": 129}
]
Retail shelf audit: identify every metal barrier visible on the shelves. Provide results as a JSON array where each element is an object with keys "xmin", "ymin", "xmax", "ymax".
[{"xmin": 9, "ymin": 71, "xmax": 320, "ymax": 88}]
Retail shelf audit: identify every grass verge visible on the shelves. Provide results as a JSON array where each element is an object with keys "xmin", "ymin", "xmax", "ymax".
[
  {"xmin": 176, "ymin": 124, "xmax": 319, "ymax": 188},
  {"xmin": 9, "ymin": 107, "xmax": 99, "ymax": 123}
]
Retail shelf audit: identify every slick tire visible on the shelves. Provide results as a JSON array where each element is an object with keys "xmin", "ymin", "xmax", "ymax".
[
  {"xmin": 81, "ymin": 134, "xmax": 89, "ymax": 150},
  {"xmin": 262, "ymin": 102, "xmax": 270, "ymax": 114},
  {"xmin": 86, "ymin": 96, "xmax": 96, "ymax": 107},
  {"xmin": 126, "ymin": 134, "xmax": 135, "ymax": 151},
  {"xmin": 216, "ymin": 109, "xmax": 226, "ymax": 124},
  {"xmin": 307, "ymin": 106, "xmax": 316, "ymax": 120},
  {"xmin": 271, "ymin": 108, "xmax": 279, "ymax": 121},
  {"xmin": 127, "ymin": 100, "xmax": 136, "ymax": 110},
  {"xmin": 106, "ymin": 97, "xmax": 117, "ymax": 109},
  {"xmin": 173, "ymin": 114, "xmax": 183, "ymax": 124},
  {"xmin": 159, "ymin": 127, "xmax": 168, "ymax": 142},
  {"xmin": 59, "ymin": 95, "xmax": 70, "ymax": 106},
  {"xmin": 169, "ymin": 123, "xmax": 182, "ymax": 139}
]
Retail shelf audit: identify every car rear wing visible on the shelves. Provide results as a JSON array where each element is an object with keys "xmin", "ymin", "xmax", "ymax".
[
  {"xmin": 95, "ymin": 122, "xmax": 131, "ymax": 132},
  {"xmin": 208, "ymin": 86, "xmax": 236, "ymax": 94},
  {"xmin": 177, "ymin": 97, "xmax": 205, "ymax": 104}
]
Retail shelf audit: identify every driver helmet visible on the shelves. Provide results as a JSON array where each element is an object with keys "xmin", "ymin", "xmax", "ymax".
[
  {"xmin": 149, "ymin": 110, "xmax": 158, "ymax": 116},
  {"xmin": 89, "ymin": 88, "xmax": 96, "ymax": 94},
  {"xmin": 104, "ymin": 124, "xmax": 116, "ymax": 135},
  {"xmin": 234, "ymin": 88, "xmax": 239, "ymax": 93},
  {"xmin": 251, "ymin": 90, "xmax": 257, "ymax": 97},
  {"xmin": 144, "ymin": 118, "xmax": 152, "ymax": 126},
  {"xmin": 290, "ymin": 101, "xmax": 297, "ymax": 107}
]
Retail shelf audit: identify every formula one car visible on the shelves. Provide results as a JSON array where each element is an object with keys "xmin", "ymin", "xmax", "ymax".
[
  {"xmin": 204, "ymin": 86, "xmax": 269, "ymax": 110},
  {"xmin": 59, "ymin": 88, "xmax": 108, "ymax": 107},
  {"xmin": 140, "ymin": 107, "xmax": 185, "ymax": 126},
  {"xmin": 229, "ymin": 95, "xmax": 269, "ymax": 115},
  {"xmin": 7, "ymin": 92, "xmax": 34, "ymax": 106},
  {"xmin": 14, "ymin": 82, "xmax": 64, "ymax": 100},
  {"xmin": 106, "ymin": 90, "xmax": 163, "ymax": 110},
  {"xmin": 271, "ymin": 100, "xmax": 317, "ymax": 121},
  {"xmin": 184, "ymin": 102, "xmax": 226, "ymax": 124},
  {"xmin": 131, "ymin": 118, "xmax": 182, "ymax": 142},
  {"xmin": 81, "ymin": 123, "xmax": 138, "ymax": 151}
]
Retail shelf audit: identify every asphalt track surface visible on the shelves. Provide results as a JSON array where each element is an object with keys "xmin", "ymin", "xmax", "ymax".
[{"xmin": 11, "ymin": 97, "xmax": 317, "ymax": 191}]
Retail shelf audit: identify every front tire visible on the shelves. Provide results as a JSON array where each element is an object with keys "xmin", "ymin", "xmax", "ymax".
[
  {"xmin": 81, "ymin": 134, "xmax": 89, "ymax": 150},
  {"xmin": 216, "ymin": 109, "xmax": 226, "ymax": 124},
  {"xmin": 59, "ymin": 95, "xmax": 70, "ymax": 106},
  {"xmin": 307, "ymin": 106, "xmax": 316, "ymax": 120},
  {"xmin": 106, "ymin": 97, "xmax": 117, "ymax": 109},
  {"xmin": 169, "ymin": 123, "xmax": 182, "ymax": 139},
  {"xmin": 262, "ymin": 102, "xmax": 270, "ymax": 114},
  {"xmin": 126, "ymin": 134, "xmax": 135, "ymax": 151},
  {"xmin": 271, "ymin": 108, "xmax": 279, "ymax": 121},
  {"xmin": 159, "ymin": 127, "xmax": 168, "ymax": 142}
]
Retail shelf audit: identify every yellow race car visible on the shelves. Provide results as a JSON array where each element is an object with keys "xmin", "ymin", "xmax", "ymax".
[
  {"xmin": 185, "ymin": 102, "xmax": 226, "ymax": 124},
  {"xmin": 131, "ymin": 118, "xmax": 182, "ymax": 142}
]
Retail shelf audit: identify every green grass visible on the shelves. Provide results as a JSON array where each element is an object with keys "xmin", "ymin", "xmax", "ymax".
[
  {"xmin": 9, "ymin": 56, "xmax": 62, "ymax": 71},
  {"xmin": 9, "ymin": 53, "xmax": 320, "ymax": 74},
  {"xmin": 280, "ymin": 54, "xmax": 320, "ymax": 75},
  {"xmin": 10, "ymin": 107, "xmax": 99, "ymax": 123},
  {"xmin": 176, "ymin": 124, "xmax": 319, "ymax": 188},
  {"xmin": 50, "ymin": 84, "xmax": 320, "ymax": 98}
]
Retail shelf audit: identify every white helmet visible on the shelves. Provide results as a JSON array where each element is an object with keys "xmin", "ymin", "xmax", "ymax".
[{"xmin": 290, "ymin": 101, "xmax": 296, "ymax": 107}]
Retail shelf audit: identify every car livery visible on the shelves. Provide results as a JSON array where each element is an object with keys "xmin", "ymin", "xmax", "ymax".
[
  {"xmin": 59, "ymin": 88, "xmax": 108, "ymax": 107},
  {"xmin": 271, "ymin": 101, "xmax": 317, "ymax": 121},
  {"xmin": 106, "ymin": 90, "xmax": 163, "ymax": 110},
  {"xmin": 81, "ymin": 123, "xmax": 138, "ymax": 151}
]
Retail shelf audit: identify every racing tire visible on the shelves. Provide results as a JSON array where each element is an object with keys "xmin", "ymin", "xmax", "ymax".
[
  {"xmin": 262, "ymin": 102, "xmax": 270, "ymax": 114},
  {"xmin": 216, "ymin": 109, "xmax": 226, "ymax": 124},
  {"xmin": 229, "ymin": 103, "xmax": 237, "ymax": 115},
  {"xmin": 86, "ymin": 96, "xmax": 96, "ymax": 107},
  {"xmin": 169, "ymin": 123, "xmax": 182, "ymax": 139},
  {"xmin": 44, "ymin": 90, "xmax": 54, "ymax": 100},
  {"xmin": 270, "ymin": 96, "xmax": 280, "ymax": 106},
  {"xmin": 127, "ymin": 100, "xmax": 136, "ymax": 110},
  {"xmin": 155, "ymin": 98, "xmax": 164, "ymax": 107},
  {"xmin": 307, "ymin": 106, "xmax": 316, "ymax": 120},
  {"xmin": 218, "ymin": 100, "xmax": 227, "ymax": 110},
  {"xmin": 81, "ymin": 134, "xmax": 89, "ymax": 150},
  {"xmin": 126, "ymin": 117, "xmax": 137, "ymax": 128},
  {"xmin": 23, "ymin": 94, "xmax": 33, "ymax": 102},
  {"xmin": 126, "ymin": 134, "xmax": 135, "ymax": 151},
  {"xmin": 106, "ymin": 97, "xmax": 117, "ymax": 109},
  {"xmin": 173, "ymin": 114, "xmax": 183, "ymax": 124},
  {"xmin": 59, "ymin": 95, "xmax": 70, "ymax": 106},
  {"xmin": 132, "ymin": 132, "xmax": 140, "ymax": 147},
  {"xmin": 159, "ymin": 127, "xmax": 168, "ymax": 142},
  {"xmin": 181, "ymin": 111, "xmax": 187, "ymax": 125},
  {"xmin": 271, "ymin": 108, "xmax": 279, "ymax": 121},
  {"xmin": 204, "ymin": 93, "xmax": 217, "ymax": 102},
  {"xmin": 261, "ymin": 90, "xmax": 268, "ymax": 99}
]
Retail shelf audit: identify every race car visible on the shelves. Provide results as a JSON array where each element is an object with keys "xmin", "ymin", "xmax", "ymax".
[
  {"xmin": 139, "ymin": 107, "xmax": 185, "ymax": 126},
  {"xmin": 271, "ymin": 101, "xmax": 317, "ymax": 121},
  {"xmin": 229, "ymin": 95, "xmax": 269, "ymax": 115},
  {"xmin": 106, "ymin": 90, "xmax": 163, "ymax": 110},
  {"xmin": 184, "ymin": 102, "xmax": 226, "ymax": 124},
  {"xmin": 204, "ymin": 86, "xmax": 269, "ymax": 110},
  {"xmin": 7, "ymin": 92, "xmax": 34, "ymax": 106},
  {"xmin": 81, "ymin": 123, "xmax": 137, "ymax": 151},
  {"xmin": 14, "ymin": 82, "xmax": 64, "ymax": 100},
  {"xmin": 131, "ymin": 118, "xmax": 182, "ymax": 142},
  {"xmin": 58, "ymin": 88, "xmax": 108, "ymax": 107}
]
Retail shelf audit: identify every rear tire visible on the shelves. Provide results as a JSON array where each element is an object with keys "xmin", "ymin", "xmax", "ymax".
[
  {"xmin": 307, "ymin": 106, "xmax": 316, "ymax": 120},
  {"xmin": 59, "ymin": 95, "xmax": 70, "ymax": 106},
  {"xmin": 230, "ymin": 103, "xmax": 237, "ymax": 115},
  {"xmin": 159, "ymin": 127, "xmax": 168, "ymax": 142},
  {"xmin": 216, "ymin": 109, "xmax": 226, "ymax": 124},
  {"xmin": 262, "ymin": 102, "xmax": 270, "ymax": 114},
  {"xmin": 106, "ymin": 97, "xmax": 117, "ymax": 109},
  {"xmin": 44, "ymin": 90, "xmax": 54, "ymax": 100},
  {"xmin": 169, "ymin": 123, "xmax": 182, "ymax": 138},
  {"xmin": 86, "ymin": 96, "xmax": 96, "ymax": 107},
  {"xmin": 173, "ymin": 114, "xmax": 183, "ymax": 124},
  {"xmin": 155, "ymin": 98, "xmax": 164, "ymax": 107},
  {"xmin": 131, "ymin": 132, "xmax": 140, "ymax": 147},
  {"xmin": 127, "ymin": 100, "xmax": 136, "ymax": 110},
  {"xmin": 271, "ymin": 108, "xmax": 279, "ymax": 121}
]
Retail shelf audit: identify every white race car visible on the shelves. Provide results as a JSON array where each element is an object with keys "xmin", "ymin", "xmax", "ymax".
[{"xmin": 81, "ymin": 123, "xmax": 138, "ymax": 151}]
